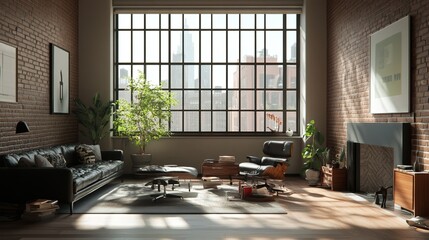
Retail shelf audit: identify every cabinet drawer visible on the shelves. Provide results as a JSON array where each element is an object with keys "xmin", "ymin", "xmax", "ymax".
[{"xmin": 394, "ymin": 171, "xmax": 413, "ymax": 211}]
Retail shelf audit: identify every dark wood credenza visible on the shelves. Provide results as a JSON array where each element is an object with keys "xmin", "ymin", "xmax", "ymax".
[
  {"xmin": 394, "ymin": 169, "xmax": 429, "ymax": 216},
  {"xmin": 201, "ymin": 161, "xmax": 239, "ymax": 179}
]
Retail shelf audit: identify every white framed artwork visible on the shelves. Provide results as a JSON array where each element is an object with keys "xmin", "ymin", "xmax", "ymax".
[
  {"xmin": 0, "ymin": 41, "xmax": 17, "ymax": 103},
  {"xmin": 370, "ymin": 16, "xmax": 410, "ymax": 114},
  {"xmin": 50, "ymin": 43, "xmax": 70, "ymax": 114}
]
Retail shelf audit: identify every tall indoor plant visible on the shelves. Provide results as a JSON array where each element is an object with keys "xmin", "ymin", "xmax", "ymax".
[
  {"xmin": 73, "ymin": 93, "xmax": 113, "ymax": 145},
  {"xmin": 113, "ymin": 72, "xmax": 175, "ymax": 164},
  {"xmin": 302, "ymin": 119, "xmax": 327, "ymax": 185}
]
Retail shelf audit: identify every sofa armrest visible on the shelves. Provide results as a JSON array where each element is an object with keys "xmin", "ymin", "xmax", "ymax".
[
  {"xmin": 101, "ymin": 150, "xmax": 123, "ymax": 161},
  {"xmin": 0, "ymin": 167, "xmax": 74, "ymax": 204}
]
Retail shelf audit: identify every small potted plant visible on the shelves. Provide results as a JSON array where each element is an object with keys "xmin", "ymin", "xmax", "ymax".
[
  {"xmin": 73, "ymin": 93, "xmax": 113, "ymax": 144},
  {"xmin": 301, "ymin": 119, "xmax": 327, "ymax": 185},
  {"xmin": 113, "ymin": 72, "xmax": 176, "ymax": 165},
  {"xmin": 332, "ymin": 147, "xmax": 346, "ymax": 169}
]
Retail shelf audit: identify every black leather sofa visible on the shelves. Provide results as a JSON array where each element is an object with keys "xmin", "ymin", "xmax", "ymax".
[{"xmin": 0, "ymin": 144, "xmax": 124, "ymax": 214}]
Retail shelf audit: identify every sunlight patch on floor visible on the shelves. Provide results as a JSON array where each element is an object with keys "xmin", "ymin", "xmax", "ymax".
[
  {"xmin": 164, "ymin": 216, "xmax": 190, "ymax": 229},
  {"xmin": 74, "ymin": 214, "xmax": 146, "ymax": 230}
]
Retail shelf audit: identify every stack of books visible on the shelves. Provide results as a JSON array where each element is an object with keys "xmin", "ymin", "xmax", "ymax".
[
  {"xmin": 218, "ymin": 155, "xmax": 235, "ymax": 164},
  {"xmin": 202, "ymin": 176, "xmax": 222, "ymax": 189},
  {"xmin": 22, "ymin": 199, "xmax": 59, "ymax": 220}
]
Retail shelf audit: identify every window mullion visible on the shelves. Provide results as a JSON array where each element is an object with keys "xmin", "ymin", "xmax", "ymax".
[
  {"xmin": 131, "ymin": 14, "xmax": 134, "ymax": 104},
  {"xmin": 210, "ymin": 14, "xmax": 214, "ymax": 133},
  {"xmin": 225, "ymin": 15, "xmax": 229, "ymax": 132},
  {"xmin": 283, "ymin": 14, "xmax": 287, "ymax": 132},
  {"xmin": 263, "ymin": 14, "xmax": 267, "ymax": 133},
  {"xmin": 253, "ymin": 14, "xmax": 258, "ymax": 132},
  {"xmin": 199, "ymin": 14, "xmax": 202, "ymax": 132},
  {"xmin": 238, "ymin": 14, "xmax": 242, "ymax": 132}
]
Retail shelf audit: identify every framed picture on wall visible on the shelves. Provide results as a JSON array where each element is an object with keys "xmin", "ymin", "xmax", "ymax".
[
  {"xmin": 370, "ymin": 16, "xmax": 410, "ymax": 114},
  {"xmin": 0, "ymin": 41, "xmax": 17, "ymax": 103},
  {"xmin": 50, "ymin": 43, "xmax": 69, "ymax": 114}
]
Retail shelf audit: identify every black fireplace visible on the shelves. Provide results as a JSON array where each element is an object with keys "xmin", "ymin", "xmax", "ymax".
[{"xmin": 346, "ymin": 123, "xmax": 411, "ymax": 192}]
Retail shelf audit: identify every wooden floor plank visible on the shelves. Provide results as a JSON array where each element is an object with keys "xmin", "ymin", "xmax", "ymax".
[{"xmin": 1, "ymin": 177, "xmax": 428, "ymax": 239}]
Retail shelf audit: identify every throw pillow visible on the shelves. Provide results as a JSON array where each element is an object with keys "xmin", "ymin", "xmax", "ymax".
[
  {"xmin": 42, "ymin": 153, "xmax": 67, "ymax": 168},
  {"xmin": 17, "ymin": 156, "xmax": 36, "ymax": 167},
  {"xmin": 75, "ymin": 144, "xmax": 96, "ymax": 164},
  {"xmin": 35, "ymin": 155, "xmax": 54, "ymax": 168},
  {"xmin": 88, "ymin": 144, "xmax": 102, "ymax": 162}
]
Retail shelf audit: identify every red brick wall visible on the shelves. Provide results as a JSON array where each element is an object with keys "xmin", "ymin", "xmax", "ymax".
[
  {"xmin": 0, "ymin": 0, "xmax": 78, "ymax": 154},
  {"xmin": 327, "ymin": 0, "xmax": 429, "ymax": 170}
]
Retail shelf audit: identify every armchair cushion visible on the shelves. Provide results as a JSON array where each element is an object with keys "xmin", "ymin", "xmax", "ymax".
[
  {"xmin": 261, "ymin": 156, "xmax": 288, "ymax": 166},
  {"xmin": 246, "ymin": 155, "xmax": 262, "ymax": 164}
]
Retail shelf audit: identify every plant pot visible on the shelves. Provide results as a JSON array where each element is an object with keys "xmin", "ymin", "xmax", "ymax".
[
  {"xmin": 131, "ymin": 153, "xmax": 152, "ymax": 171},
  {"xmin": 305, "ymin": 169, "xmax": 320, "ymax": 186}
]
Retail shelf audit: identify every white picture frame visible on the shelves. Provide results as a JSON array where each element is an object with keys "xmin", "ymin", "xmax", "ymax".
[
  {"xmin": 370, "ymin": 16, "xmax": 410, "ymax": 114},
  {"xmin": 0, "ymin": 41, "xmax": 17, "ymax": 103},
  {"xmin": 50, "ymin": 44, "xmax": 70, "ymax": 114}
]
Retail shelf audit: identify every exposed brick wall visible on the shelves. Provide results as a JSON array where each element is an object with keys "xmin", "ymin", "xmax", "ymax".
[
  {"xmin": 0, "ymin": 0, "xmax": 78, "ymax": 154},
  {"xmin": 327, "ymin": 0, "xmax": 429, "ymax": 170}
]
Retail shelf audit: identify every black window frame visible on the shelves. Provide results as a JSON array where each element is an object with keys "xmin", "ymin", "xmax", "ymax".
[{"xmin": 113, "ymin": 13, "xmax": 300, "ymax": 136}]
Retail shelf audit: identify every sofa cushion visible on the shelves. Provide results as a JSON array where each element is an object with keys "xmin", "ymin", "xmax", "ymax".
[
  {"xmin": 70, "ymin": 165, "xmax": 103, "ymax": 193},
  {"xmin": 94, "ymin": 160, "xmax": 124, "ymax": 178},
  {"xmin": 17, "ymin": 156, "xmax": 36, "ymax": 167},
  {"xmin": 75, "ymin": 144, "xmax": 96, "ymax": 164},
  {"xmin": 35, "ymin": 155, "xmax": 54, "ymax": 168},
  {"xmin": 42, "ymin": 153, "xmax": 67, "ymax": 168}
]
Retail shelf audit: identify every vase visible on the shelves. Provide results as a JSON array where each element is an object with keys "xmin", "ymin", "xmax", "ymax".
[{"xmin": 285, "ymin": 129, "xmax": 293, "ymax": 137}]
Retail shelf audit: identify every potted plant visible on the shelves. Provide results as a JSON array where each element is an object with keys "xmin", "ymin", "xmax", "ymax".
[
  {"xmin": 113, "ymin": 72, "xmax": 176, "ymax": 165},
  {"xmin": 73, "ymin": 93, "xmax": 113, "ymax": 144},
  {"xmin": 332, "ymin": 146, "xmax": 346, "ymax": 169},
  {"xmin": 301, "ymin": 119, "xmax": 327, "ymax": 185}
]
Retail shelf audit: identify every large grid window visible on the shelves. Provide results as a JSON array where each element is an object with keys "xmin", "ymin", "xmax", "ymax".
[{"xmin": 114, "ymin": 13, "xmax": 299, "ymax": 134}]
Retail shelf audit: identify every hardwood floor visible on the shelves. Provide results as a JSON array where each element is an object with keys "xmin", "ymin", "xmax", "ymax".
[{"xmin": 1, "ymin": 176, "xmax": 428, "ymax": 239}]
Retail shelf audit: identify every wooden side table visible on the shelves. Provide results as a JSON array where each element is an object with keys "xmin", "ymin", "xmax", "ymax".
[
  {"xmin": 394, "ymin": 169, "xmax": 429, "ymax": 216},
  {"xmin": 322, "ymin": 166, "xmax": 347, "ymax": 191},
  {"xmin": 201, "ymin": 161, "xmax": 239, "ymax": 184}
]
